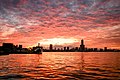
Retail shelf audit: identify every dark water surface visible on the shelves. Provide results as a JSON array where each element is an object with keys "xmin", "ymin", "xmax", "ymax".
[{"xmin": 0, "ymin": 52, "xmax": 120, "ymax": 80}]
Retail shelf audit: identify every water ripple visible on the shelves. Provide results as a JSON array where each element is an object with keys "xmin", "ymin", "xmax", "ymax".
[
  {"xmin": 0, "ymin": 52, "xmax": 120, "ymax": 79},
  {"xmin": 0, "ymin": 74, "xmax": 30, "ymax": 79}
]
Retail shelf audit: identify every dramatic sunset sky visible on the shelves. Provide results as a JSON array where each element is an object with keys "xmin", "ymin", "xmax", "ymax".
[{"xmin": 0, "ymin": 0, "xmax": 120, "ymax": 49}]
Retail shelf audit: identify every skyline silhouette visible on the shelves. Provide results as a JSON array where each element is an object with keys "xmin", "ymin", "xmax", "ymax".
[{"xmin": 0, "ymin": 39, "xmax": 120, "ymax": 54}]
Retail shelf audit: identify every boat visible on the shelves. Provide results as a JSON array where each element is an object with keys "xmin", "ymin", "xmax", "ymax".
[
  {"xmin": 31, "ymin": 43, "xmax": 43, "ymax": 54},
  {"xmin": 33, "ymin": 47, "xmax": 42, "ymax": 54}
]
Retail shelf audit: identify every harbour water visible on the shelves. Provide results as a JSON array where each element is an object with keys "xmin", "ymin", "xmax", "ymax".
[{"xmin": 0, "ymin": 52, "xmax": 120, "ymax": 80}]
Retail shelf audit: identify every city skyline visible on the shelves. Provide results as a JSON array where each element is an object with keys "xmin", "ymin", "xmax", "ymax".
[
  {"xmin": 1, "ymin": 39, "xmax": 120, "ymax": 53},
  {"xmin": 0, "ymin": 0, "xmax": 120, "ymax": 49}
]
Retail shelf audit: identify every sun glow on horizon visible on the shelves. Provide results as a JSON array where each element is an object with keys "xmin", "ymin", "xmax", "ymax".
[{"xmin": 39, "ymin": 38, "xmax": 79, "ymax": 45}]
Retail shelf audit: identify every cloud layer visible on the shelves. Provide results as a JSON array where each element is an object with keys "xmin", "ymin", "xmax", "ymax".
[{"xmin": 0, "ymin": 0, "xmax": 120, "ymax": 48}]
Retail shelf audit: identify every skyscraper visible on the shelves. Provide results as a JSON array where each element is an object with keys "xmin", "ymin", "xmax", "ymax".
[
  {"xmin": 80, "ymin": 39, "xmax": 85, "ymax": 51},
  {"xmin": 49, "ymin": 44, "xmax": 53, "ymax": 51}
]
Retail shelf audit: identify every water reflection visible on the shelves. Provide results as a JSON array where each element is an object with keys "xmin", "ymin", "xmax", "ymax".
[
  {"xmin": 0, "ymin": 52, "xmax": 120, "ymax": 79},
  {"xmin": 80, "ymin": 52, "xmax": 84, "ymax": 71}
]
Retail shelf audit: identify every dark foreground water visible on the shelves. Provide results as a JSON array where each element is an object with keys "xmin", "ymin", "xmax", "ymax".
[{"xmin": 0, "ymin": 52, "xmax": 120, "ymax": 80}]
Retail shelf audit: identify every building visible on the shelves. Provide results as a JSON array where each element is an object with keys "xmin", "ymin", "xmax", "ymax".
[
  {"xmin": 64, "ymin": 47, "xmax": 66, "ymax": 51},
  {"xmin": 2, "ymin": 43, "xmax": 14, "ymax": 53},
  {"xmin": 104, "ymin": 47, "xmax": 107, "ymax": 51},
  {"xmin": 67, "ymin": 47, "xmax": 69, "ymax": 51},
  {"xmin": 80, "ymin": 39, "xmax": 85, "ymax": 51},
  {"xmin": 49, "ymin": 44, "xmax": 53, "ymax": 51},
  {"xmin": 19, "ymin": 45, "xmax": 22, "ymax": 49},
  {"xmin": 0, "ymin": 46, "xmax": 2, "ymax": 51}
]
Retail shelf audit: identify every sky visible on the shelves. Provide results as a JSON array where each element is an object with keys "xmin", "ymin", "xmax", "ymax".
[{"xmin": 0, "ymin": 0, "xmax": 120, "ymax": 49}]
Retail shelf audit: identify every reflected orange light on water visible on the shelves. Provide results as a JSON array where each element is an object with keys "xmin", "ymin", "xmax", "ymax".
[{"xmin": 0, "ymin": 52, "xmax": 120, "ymax": 79}]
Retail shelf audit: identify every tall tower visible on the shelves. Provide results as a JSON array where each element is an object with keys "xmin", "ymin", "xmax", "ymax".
[
  {"xmin": 81, "ymin": 39, "xmax": 84, "ymax": 45},
  {"xmin": 80, "ymin": 39, "xmax": 85, "ymax": 51},
  {"xmin": 49, "ymin": 44, "xmax": 53, "ymax": 51}
]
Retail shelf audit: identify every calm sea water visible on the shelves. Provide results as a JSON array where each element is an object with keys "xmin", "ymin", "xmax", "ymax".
[{"xmin": 0, "ymin": 52, "xmax": 120, "ymax": 80}]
